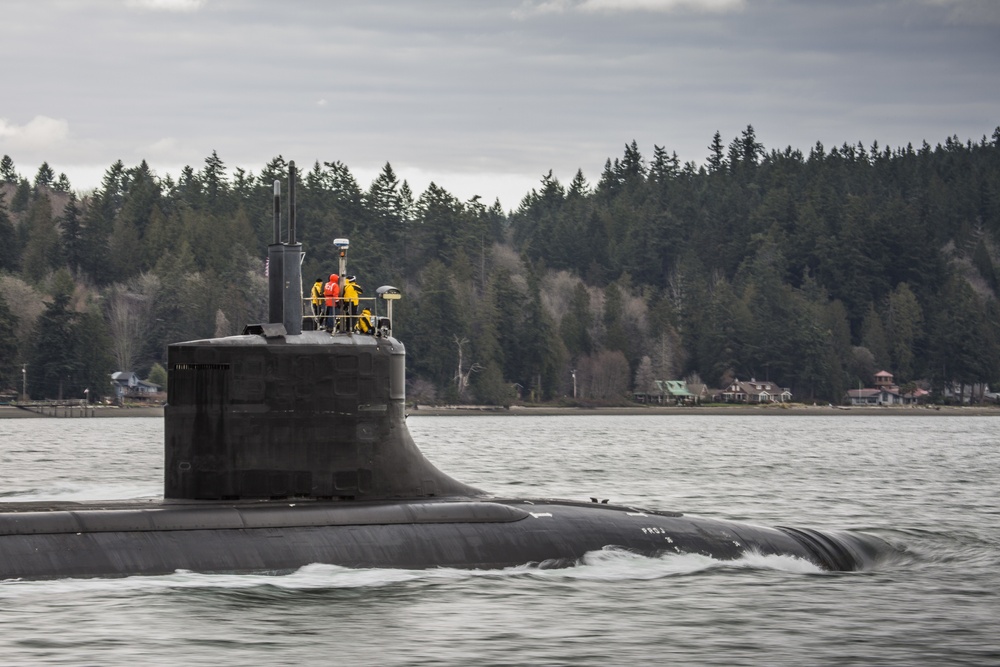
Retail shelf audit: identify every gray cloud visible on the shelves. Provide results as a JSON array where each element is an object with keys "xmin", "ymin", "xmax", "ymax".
[
  {"xmin": 125, "ymin": 0, "xmax": 205, "ymax": 11},
  {"xmin": 1, "ymin": 0, "xmax": 996, "ymax": 208}
]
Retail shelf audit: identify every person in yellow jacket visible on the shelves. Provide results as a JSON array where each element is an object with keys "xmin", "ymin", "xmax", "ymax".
[
  {"xmin": 342, "ymin": 274, "xmax": 363, "ymax": 331},
  {"xmin": 309, "ymin": 277, "xmax": 324, "ymax": 330}
]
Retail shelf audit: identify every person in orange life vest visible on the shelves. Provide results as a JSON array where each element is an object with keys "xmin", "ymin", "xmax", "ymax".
[{"xmin": 323, "ymin": 273, "xmax": 339, "ymax": 331}]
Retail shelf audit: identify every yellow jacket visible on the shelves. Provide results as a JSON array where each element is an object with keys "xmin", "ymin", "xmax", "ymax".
[{"xmin": 343, "ymin": 279, "xmax": 362, "ymax": 306}]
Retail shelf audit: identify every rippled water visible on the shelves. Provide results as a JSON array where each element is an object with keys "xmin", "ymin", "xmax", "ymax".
[{"xmin": 1, "ymin": 414, "xmax": 999, "ymax": 666}]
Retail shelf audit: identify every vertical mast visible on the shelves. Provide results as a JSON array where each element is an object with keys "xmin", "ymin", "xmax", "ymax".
[
  {"xmin": 282, "ymin": 161, "xmax": 303, "ymax": 335},
  {"xmin": 267, "ymin": 179, "xmax": 283, "ymax": 325}
]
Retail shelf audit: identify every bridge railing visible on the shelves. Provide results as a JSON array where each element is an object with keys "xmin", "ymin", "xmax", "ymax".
[{"xmin": 300, "ymin": 296, "xmax": 386, "ymax": 334}]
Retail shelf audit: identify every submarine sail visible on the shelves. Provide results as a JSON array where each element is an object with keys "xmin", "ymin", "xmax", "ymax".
[{"xmin": 0, "ymin": 162, "xmax": 890, "ymax": 580}]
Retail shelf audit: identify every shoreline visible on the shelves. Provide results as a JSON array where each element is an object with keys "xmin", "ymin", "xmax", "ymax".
[
  {"xmin": 409, "ymin": 404, "xmax": 1000, "ymax": 417},
  {"xmin": 0, "ymin": 405, "xmax": 165, "ymax": 419},
  {"xmin": 3, "ymin": 404, "xmax": 998, "ymax": 419}
]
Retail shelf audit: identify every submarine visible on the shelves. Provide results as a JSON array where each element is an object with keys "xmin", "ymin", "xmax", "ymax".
[{"xmin": 0, "ymin": 163, "xmax": 888, "ymax": 580}]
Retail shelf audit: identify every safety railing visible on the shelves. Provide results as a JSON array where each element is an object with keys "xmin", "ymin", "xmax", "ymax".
[{"xmin": 301, "ymin": 296, "xmax": 388, "ymax": 335}]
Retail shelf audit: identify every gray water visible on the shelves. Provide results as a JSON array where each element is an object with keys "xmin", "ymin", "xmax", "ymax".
[{"xmin": 1, "ymin": 414, "xmax": 998, "ymax": 666}]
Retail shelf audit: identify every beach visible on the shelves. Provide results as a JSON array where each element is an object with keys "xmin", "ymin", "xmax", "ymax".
[
  {"xmin": 0, "ymin": 405, "xmax": 165, "ymax": 419},
  {"xmin": 405, "ymin": 403, "xmax": 1000, "ymax": 416}
]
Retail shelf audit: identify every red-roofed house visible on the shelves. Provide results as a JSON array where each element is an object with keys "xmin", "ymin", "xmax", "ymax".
[{"xmin": 846, "ymin": 371, "xmax": 921, "ymax": 405}]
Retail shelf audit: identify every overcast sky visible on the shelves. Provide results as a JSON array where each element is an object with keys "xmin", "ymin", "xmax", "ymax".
[{"xmin": 1, "ymin": 0, "xmax": 998, "ymax": 209}]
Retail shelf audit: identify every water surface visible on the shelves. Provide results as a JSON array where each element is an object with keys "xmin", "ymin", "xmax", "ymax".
[{"xmin": 1, "ymin": 415, "xmax": 998, "ymax": 665}]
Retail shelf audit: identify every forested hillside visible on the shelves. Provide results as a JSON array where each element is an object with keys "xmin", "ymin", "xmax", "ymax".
[{"xmin": 1, "ymin": 125, "xmax": 999, "ymax": 404}]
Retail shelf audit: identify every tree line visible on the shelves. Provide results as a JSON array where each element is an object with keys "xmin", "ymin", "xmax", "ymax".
[{"xmin": 1, "ymin": 125, "xmax": 999, "ymax": 404}]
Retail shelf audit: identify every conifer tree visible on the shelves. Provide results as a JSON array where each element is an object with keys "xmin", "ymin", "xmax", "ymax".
[
  {"xmin": 740, "ymin": 124, "xmax": 764, "ymax": 167},
  {"xmin": 33, "ymin": 162, "xmax": 55, "ymax": 189},
  {"xmin": 118, "ymin": 161, "xmax": 161, "ymax": 239},
  {"xmin": 560, "ymin": 282, "xmax": 593, "ymax": 360},
  {"xmin": 148, "ymin": 362, "xmax": 167, "ymax": 391},
  {"xmin": 707, "ymin": 131, "xmax": 726, "ymax": 173},
  {"xmin": 469, "ymin": 274, "xmax": 508, "ymax": 404},
  {"xmin": 21, "ymin": 193, "xmax": 61, "ymax": 283},
  {"xmin": 367, "ymin": 163, "xmax": 404, "ymax": 236},
  {"xmin": 406, "ymin": 260, "xmax": 461, "ymax": 392},
  {"xmin": 11, "ymin": 178, "xmax": 31, "ymax": 212},
  {"xmin": 201, "ymin": 151, "xmax": 230, "ymax": 215},
  {"xmin": 60, "ymin": 193, "xmax": 83, "ymax": 275},
  {"xmin": 73, "ymin": 307, "xmax": 114, "ymax": 400},
  {"xmin": 861, "ymin": 304, "xmax": 892, "ymax": 370},
  {"xmin": 411, "ymin": 182, "xmax": 467, "ymax": 269},
  {"xmin": 258, "ymin": 155, "xmax": 289, "ymax": 187},
  {"xmin": 619, "ymin": 140, "xmax": 646, "ymax": 183},
  {"xmin": 884, "ymin": 282, "xmax": 923, "ymax": 380},
  {"xmin": 0, "ymin": 155, "xmax": 16, "ymax": 183},
  {"xmin": 78, "ymin": 161, "xmax": 127, "ymax": 284},
  {"xmin": 27, "ymin": 286, "xmax": 78, "ymax": 400},
  {"xmin": 366, "ymin": 162, "xmax": 407, "ymax": 272},
  {"xmin": 232, "ymin": 167, "xmax": 255, "ymax": 202}
]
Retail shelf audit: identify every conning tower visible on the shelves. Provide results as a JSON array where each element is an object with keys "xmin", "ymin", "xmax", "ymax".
[{"xmin": 164, "ymin": 162, "xmax": 481, "ymax": 502}]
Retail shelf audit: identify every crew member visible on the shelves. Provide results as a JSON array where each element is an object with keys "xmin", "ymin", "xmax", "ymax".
[
  {"xmin": 343, "ymin": 275, "xmax": 362, "ymax": 332},
  {"xmin": 310, "ymin": 277, "xmax": 324, "ymax": 330},
  {"xmin": 324, "ymin": 273, "xmax": 340, "ymax": 331}
]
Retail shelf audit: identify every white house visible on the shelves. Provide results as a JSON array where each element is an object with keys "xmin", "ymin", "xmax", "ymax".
[{"xmin": 110, "ymin": 372, "xmax": 161, "ymax": 402}]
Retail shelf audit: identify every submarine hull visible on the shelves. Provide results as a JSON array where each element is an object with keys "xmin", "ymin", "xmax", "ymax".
[{"xmin": 0, "ymin": 498, "xmax": 886, "ymax": 579}]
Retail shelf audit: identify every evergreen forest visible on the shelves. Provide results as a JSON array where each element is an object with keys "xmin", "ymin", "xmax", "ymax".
[{"xmin": 1, "ymin": 125, "xmax": 999, "ymax": 405}]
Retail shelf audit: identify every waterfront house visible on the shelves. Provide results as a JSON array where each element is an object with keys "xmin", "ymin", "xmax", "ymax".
[
  {"xmin": 721, "ymin": 378, "xmax": 792, "ymax": 404},
  {"xmin": 633, "ymin": 379, "xmax": 704, "ymax": 405},
  {"xmin": 845, "ymin": 370, "xmax": 924, "ymax": 406},
  {"xmin": 846, "ymin": 386, "xmax": 904, "ymax": 406},
  {"xmin": 110, "ymin": 372, "xmax": 161, "ymax": 403},
  {"xmin": 659, "ymin": 380, "xmax": 695, "ymax": 405},
  {"xmin": 686, "ymin": 382, "xmax": 712, "ymax": 404}
]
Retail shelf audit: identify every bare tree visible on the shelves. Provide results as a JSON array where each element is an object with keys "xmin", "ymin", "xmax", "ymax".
[
  {"xmin": 621, "ymin": 289, "xmax": 650, "ymax": 339},
  {"xmin": 105, "ymin": 275, "xmax": 159, "ymax": 372},
  {"xmin": 230, "ymin": 253, "xmax": 268, "ymax": 330},
  {"xmin": 540, "ymin": 270, "xmax": 582, "ymax": 322},
  {"xmin": 408, "ymin": 378, "xmax": 437, "ymax": 406},
  {"xmin": 0, "ymin": 275, "xmax": 45, "ymax": 355},
  {"xmin": 634, "ymin": 355, "xmax": 657, "ymax": 393},
  {"xmin": 650, "ymin": 325, "xmax": 684, "ymax": 379},
  {"xmin": 579, "ymin": 349, "xmax": 630, "ymax": 400},
  {"xmin": 453, "ymin": 335, "xmax": 483, "ymax": 399},
  {"xmin": 214, "ymin": 309, "xmax": 232, "ymax": 338},
  {"xmin": 587, "ymin": 288, "xmax": 607, "ymax": 348}
]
